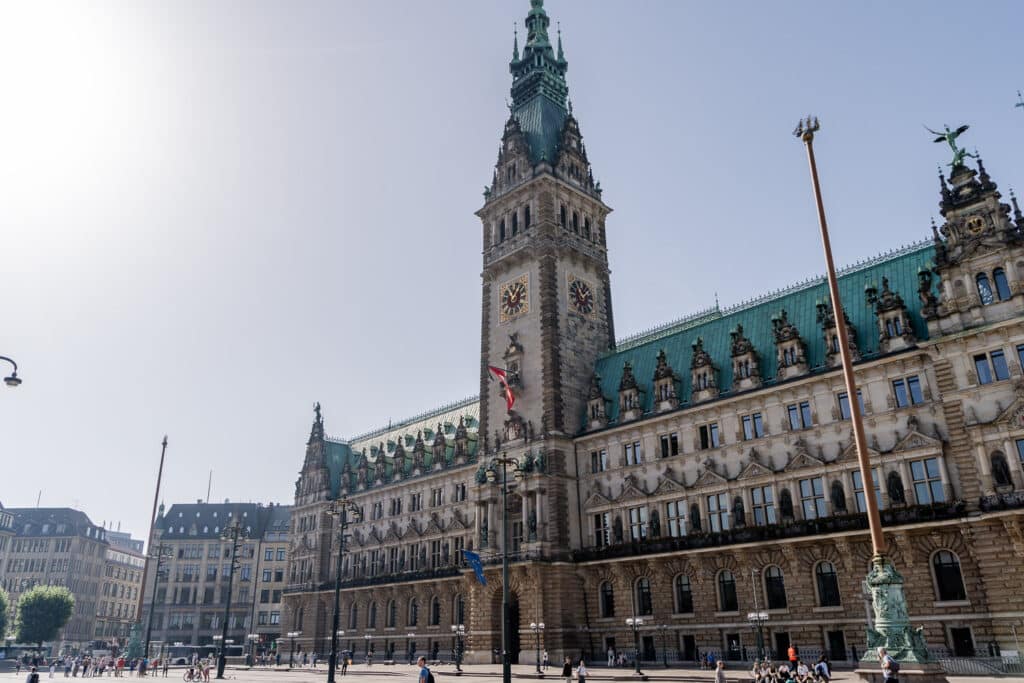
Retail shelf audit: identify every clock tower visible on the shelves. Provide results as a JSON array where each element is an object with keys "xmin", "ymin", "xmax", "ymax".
[{"xmin": 476, "ymin": 0, "xmax": 614, "ymax": 551}]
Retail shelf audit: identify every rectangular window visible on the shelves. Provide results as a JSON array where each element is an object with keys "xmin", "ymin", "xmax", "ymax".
[
  {"xmin": 799, "ymin": 477, "xmax": 827, "ymax": 519},
  {"xmin": 628, "ymin": 507, "xmax": 647, "ymax": 541},
  {"xmin": 624, "ymin": 441, "xmax": 642, "ymax": 466},
  {"xmin": 372, "ymin": 502, "xmax": 383, "ymax": 520},
  {"xmin": 276, "ymin": 548, "xmax": 286, "ymax": 561},
  {"xmin": 274, "ymin": 569, "xmax": 283, "ymax": 582},
  {"xmin": 1017, "ymin": 439, "xmax": 1024, "ymax": 469},
  {"xmin": 742, "ymin": 413, "xmax": 764, "ymax": 440},
  {"xmin": 750, "ymin": 486, "xmax": 776, "ymax": 526},
  {"xmin": 594, "ymin": 513, "xmax": 611, "ymax": 547},
  {"xmin": 430, "ymin": 540, "xmax": 441, "ymax": 569},
  {"xmin": 270, "ymin": 611, "xmax": 280, "ymax": 625},
  {"xmin": 260, "ymin": 589, "xmax": 270, "ymax": 604},
  {"xmin": 837, "ymin": 391, "xmax": 864, "ymax": 420},
  {"xmin": 430, "ymin": 488, "xmax": 443, "ymax": 507},
  {"xmin": 892, "ymin": 377, "xmax": 924, "ymax": 408},
  {"xmin": 975, "ymin": 350, "xmax": 1010, "ymax": 385},
  {"xmin": 264, "ymin": 549, "xmax": 273, "ymax": 561},
  {"xmin": 707, "ymin": 493, "xmax": 729, "ymax": 532},
  {"xmin": 911, "ymin": 457, "xmax": 945, "ymax": 504},
  {"xmin": 258, "ymin": 611, "xmax": 268, "ymax": 625},
  {"xmin": 1018, "ymin": 344, "xmax": 1024, "ymax": 374},
  {"xmin": 659, "ymin": 433, "xmax": 680, "ymax": 458},
  {"xmin": 262, "ymin": 569, "xmax": 271, "ymax": 582},
  {"xmin": 511, "ymin": 521, "xmax": 523, "ymax": 552},
  {"xmin": 453, "ymin": 483, "xmax": 467, "ymax": 503},
  {"xmin": 852, "ymin": 469, "xmax": 883, "ymax": 513},
  {"xmin": 410, "ymin": 493, "xmax": 422, "ymax": 512},
  {"xmin": 698, "ymin": 423, "xmax": 720, "ymax": 450},
  {"xmin": 591, "ymin": 449, "xmax": 608, "ymax": 473},
  {"xmin": 666, "ymin": 500, "xmax": 686, "ymax": 537},
  {"xmin": 788, "ymin": 401, "xmax": 813, "ymax": 430}
]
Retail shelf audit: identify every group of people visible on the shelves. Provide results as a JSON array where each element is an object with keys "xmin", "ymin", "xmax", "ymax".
[
  {"xmin": 15, "ymin": 654, "xmax": 174, "ymax": 681},
  {"xmin": 750, "ymin": 656, "xmax": 832, "ymax": 683}
]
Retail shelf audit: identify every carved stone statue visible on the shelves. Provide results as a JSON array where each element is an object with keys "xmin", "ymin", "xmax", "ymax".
[
  {"xmin": 887, "ymin": 471, "xmax": 906, "ymax": 504},
  {"xmin": 649, "ymin": 509, "xmax": 661, "ymax": 538},
  {"xmin": 480, "ymin": 514, "xmax": 489, "ymax": 547},
  {"xmin": 528, "ymin": 510, "xmax": 537, "ymax": 541},
  {"xmin": 732, "ymin": 497, "xmax": 745, "ymax": 527},
  {"xmin": 926, "ymin": 124, "xmax": 974, "ymax": 169}
]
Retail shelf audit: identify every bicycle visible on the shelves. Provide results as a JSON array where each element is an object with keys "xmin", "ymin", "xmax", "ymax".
[{"xmin": 182, "ymin": 668, "xmax": 199, "ymax": 681}]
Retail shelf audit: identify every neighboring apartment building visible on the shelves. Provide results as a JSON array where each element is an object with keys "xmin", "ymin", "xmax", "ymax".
[
  {"xmin": 281, "ymin": 0, "xmax": 1024, "ymax": 665},
  {"xmin": 0, "ymin": 508, "xmax": 109, "ymax": 649},
  {"xmin": 141, "ymin": 501, "xmax": 291, "ymax": 656},
  {"xmin": 96, "ymin": 532, "xmax": 146, "ymax": 647}
]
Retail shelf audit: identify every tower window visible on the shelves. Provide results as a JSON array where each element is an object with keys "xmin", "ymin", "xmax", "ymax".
[
  {"xmin": 572, "ymin": 211, "xmax": 579, "ymax": 234},
  {"xmin": 499, "ymin": 220, "xmax": 506, "ymax": 242},
  {"xmin": 976, "ymin": 273, "xmax": 994, "ymax": 305},
  {"xmin": 559, "ymin": 204, "xmax": 566, "ymax": 227},
  {"xmin": 524, "ymin": 205, "xmax": 531, "ymax": 229},
  {"xmin": 511, "ymin": 212, "xmax": 518, "ymax": 236},
  {"xmin": 994, "ymin": 268, "xmax": 1011, "ymax": 301},
  {"xmin": 584, "ymin": 217, "xmax": 591, "ymax": 240}
]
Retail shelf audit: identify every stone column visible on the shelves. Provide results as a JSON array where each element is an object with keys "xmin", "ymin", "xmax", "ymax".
[
  {"xmin": 897, "ymin": 460, "xmax": 914, "ymax": 504},
  {"xmin": 974, "ymin": 444, "xmax": 993, "ymax": 493},
  {"xmin": 936, "ymin": 452, "xmax": 955, "ymax": 501},
  {"xmin": 1004, "ymin": 439, "xmax": 1024, "ymax": 489},
  {"xmin": 535, "ymin": 492, "xmax": 544, "ymax": 542}
]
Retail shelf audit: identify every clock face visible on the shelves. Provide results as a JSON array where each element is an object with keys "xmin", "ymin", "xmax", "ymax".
[
  {"xmin": 965, "ymin": 216, "xmax": 985, "ymax": 236},
  {"xmin": 568, "ymin": 275, "xmax": 595, "ymax": 316},
  {"xmin": 499, "ymin": 275, "xmax": 529, "ymax": 322}
]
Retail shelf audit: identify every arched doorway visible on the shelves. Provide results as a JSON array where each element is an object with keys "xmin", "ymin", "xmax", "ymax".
[
  {"xmin": 509, "ymin": 594, "xmax": 521, "ymax": 664},
  {"xmin": 489, "ymin": 589, "xmax": 522, "ymax": 664}
]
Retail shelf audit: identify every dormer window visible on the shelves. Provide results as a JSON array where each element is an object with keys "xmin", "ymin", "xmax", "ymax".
[
  {"xmin": 976, "ymin": 273, "xmax": 994, "ymax": 305},
  {"xmin": 652, "ymin": 349, "xmax": 679, "ymax": 412},
  {"xmin": 994, "ymin": 268, "xmax": 1011, "ymax": 300},
  {"xmin": 884, "ymin": 316, "xmax": 903, "ymax": 337}
]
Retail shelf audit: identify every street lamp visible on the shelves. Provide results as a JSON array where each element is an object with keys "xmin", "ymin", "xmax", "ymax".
[
  {"xmin": 0, "ymin": 356, "xmax": 22, "ymax": 387},
  {"xmin": 485, "ymin": 452, "xmax": 525, "ymax": 683},
  {"xmin": 451, "ymin": 624, "xmax": 466, "ymax": 673},
  {"xmin": 246, "ymin": 634, "xmax": 259, "ymax": 666},
  {"xmin": 364, "ymin": 634, "xmax": 373, "ymax": 662},
  {"xmin": 327, "ymin": 498, "xmax": 362, "ymax": 683},
  {"xmin": 748, "ymin": 567, "xmax": 767, "ymax": 661},
  {"xmin": 657, "ymin": 624, "xmax": 669, "ymax": 668},
  {"xmin": 530, "ymin": 622, "xmax": 545, "ymax": 674},
  {"xmin": 794, "ymin": 117, "xmax": 932, "ymax": 666},
  {"xmin": 287, "ymin": 631, "xmax": 301, "ymax": 668},
  {"xmin": 143, "ymin": 544, "xmax": 172, "ymax": 658},
  {"xmin": 216, "ymin": 519, "xmax": 248, "ymax": 679},
  {"xmin": 625, "ymin": 617, "xmax": 643, "ymax": 676}
]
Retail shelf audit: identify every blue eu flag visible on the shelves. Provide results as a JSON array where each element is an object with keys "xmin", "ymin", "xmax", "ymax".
[{"xmin": 462, "ymin": 550, "xmax": 487, "ymax": 586}]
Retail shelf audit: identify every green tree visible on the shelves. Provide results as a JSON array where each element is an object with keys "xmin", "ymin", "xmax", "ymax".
[
  {"xmin": 0, "ymin": 586, "xmax": 9, "ymax": 639},
  {"xmin": 16, "ymin": 585, "xmax": 74, "ymax": 650}
]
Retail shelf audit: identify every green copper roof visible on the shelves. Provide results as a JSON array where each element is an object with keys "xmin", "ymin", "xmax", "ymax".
[
  {"xmin": 509, "ymin": 0, "xmax": 569, "ymax": 164},
  {"xmin": 592, "ymin": 241, "xmax": 937, "ymax": 427}
]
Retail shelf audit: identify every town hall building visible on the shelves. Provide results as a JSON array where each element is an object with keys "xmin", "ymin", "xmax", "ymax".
[{"xmin": 282, "ymin": 0, "xmax": 1024, "ymax": 665}]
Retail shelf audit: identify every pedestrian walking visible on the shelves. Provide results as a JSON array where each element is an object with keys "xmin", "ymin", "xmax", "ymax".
[
  {"xmin": 26, "ymin": 666, "xmax": 41, "ymax": 683},
  {"xmin": 576, "ymin": 660, "xmax": 588, "ymax": 683},
  {"xmin": 715, "ymin": 661, "xmax": 726, "ymax": 683},
  {"xmin": 878, "ymin": 647, "xmax": 899, "ymax": 683},
  {"xmin": 341, "ymin": 653, "xmax": 349, "ymax": 676},
  {"xmin": 561, "ymin": 656, "xmax": 573, "ymax": 683},
  {"xmin": 607, "ymin": 647, "xmax": 614, "ymax": 668},
  {"xmin": 417, "ymin": 656, "xmax": 433, "ymax": 683},
  {"xmin": 543, "ymin": 650, "xmax": 550, "ymax": 671}
]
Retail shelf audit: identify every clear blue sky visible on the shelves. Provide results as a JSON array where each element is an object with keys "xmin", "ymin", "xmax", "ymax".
[{"xmin": 1, "ymin": 0, "xmax": 1022, "ymax": 543}]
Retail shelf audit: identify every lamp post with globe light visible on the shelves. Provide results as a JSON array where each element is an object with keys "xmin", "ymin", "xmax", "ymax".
[
  {"xmin": 326, "ymin": 498, "xmax": 362, "ymax": 683},
  {"xmin": 216, "ymin": 519, "xmax": 247, "ymax": 679},
  {"xmin": 625, "ymin": 617, "xmax": 643, "ymax": 676},
  {"xmin": 485, "ymin": 452, "xmax": 525, "ymax": 683},
  {"xmin": 451, "ymin": 624, "xmax": 466, "ymax": 673},
  {"xmin": 530, "ymin": 622, "xmax": 545, "ymax": 674}
]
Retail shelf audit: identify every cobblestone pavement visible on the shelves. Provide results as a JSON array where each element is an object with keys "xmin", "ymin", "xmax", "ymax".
[{"xmin": 2, "ymin": 664, "xmax": 1015, "ymax": 683}]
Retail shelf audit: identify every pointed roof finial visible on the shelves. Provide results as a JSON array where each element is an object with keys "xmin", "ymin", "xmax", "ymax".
[
  {"xmin": 513, "ymin": 22, "xmax": 519, "ymax": 61},
  {"xmin": 1016, "ymin": 90, "xmax": 1024, "ymax": 110},
  {"xmin": 557, "ymin": 22, "xmax": 564, "ymax": 61},
  {"xmin": 1010, "ymin": 188, "xmax": 1024, "ymax": 224}
]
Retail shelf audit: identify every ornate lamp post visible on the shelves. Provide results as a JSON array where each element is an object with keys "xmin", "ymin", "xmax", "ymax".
[
  {"xmin": 406, "ymin": 632, "xmax": 416, "ymax": 665},
  {"xmin": 216, "ymin": 519, "xmax": 247, "ymax": 679},
  {"xmin": 287, "ymin": 631, "xmax": 301, "ymax": 668},
  {"xmin": 748, "ymin": 567, "xmax": 767, "ymax": 661},
  {"xmin": 451, "ymin": 624, "xmax": 466, "ymax": 673},
  {"xmin": 486, "ymin": 453, "xmax": 525, "ymax": 683},
  {"xmin": 625, "ymin": 617, "xmax": 643, "ymax": 676},
  {"xmin": 327, "ymin": 498, "xmax": 362, "ymax": 683},
  {"xmin": 657, "ymin": 624, "xmax": 669, "ymax": 668},
  {"xmin": 143, "ymin": 544, "xmax": 172, "ymax": 658},
  {"xmin": 0, "ymin": 356, "xmax": 22, "ymax": 387},
  {"xmin": 794, "ymin": 117, "xmax": 934, "ymax": 669},
  {"xmin": 530, "ymin": 622, "xmax": 545, "ymax": 674}
]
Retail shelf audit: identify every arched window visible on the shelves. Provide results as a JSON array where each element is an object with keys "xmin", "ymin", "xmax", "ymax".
[
  {"xmin": 559, "ymin": 204, "xmax": 567, "ymax": 227},
  {"xmin": 499, "ymin": 219, "xmax": 506, "ymax": 242},
  {"xmin": 635, "ymin": 577, "xmax": 653, "ymax": 616},
  {"xmin": 524, "ymin": 205, "xmax": 531, "ymax": 230},
  {"xmin": 991, "ymin": 451, "xmax": 1012, "ymax": 487},
  {"xmin": 511, "ymin": 212, "xmax": 518, "ymax": 236},
  {"xmin": 815, "ymin": 561, "xmax": 841, "ymax": 607},
  {"xmin": 599, "ymin": 581, "xmax": 615, "ymax": 618},
  {"xmin": 386, "ymin": 600, "xmax": 396, "ymax": 628},
  {"xmin": 932, "ymin": 550, "xmax": 967, "ymax": 601},
  {"xmin": 994, "ymin": 268, "xmax": 1011, "ymax": 301},
  {"xmin": 977, "ymin": 273, "xmax": 994, "ymax": 305},
  {"xmin": 348, "ymin": 603, "xmax": 358, "ymax": 629},
  {"xmin": 430, "ymin": 596, "xmax": 441, "ymax": 626},
  {"xmin": 674, "ymin": 574, "xmax": 693, "ymax": 614},
  {"xmin": 453, "ymin": 595, "xmax": 465, "ymax": 625},
  {"xmin": 408, "ymin": 598, "xmax": 419, "ymax": 626},
  {"xmin": 764, "ymin": 566, "xmax": 787, "ymax": 609},
  {"xmin": 779, "ymin": 489, "xmax": 795, "ymax": 520},
  {"xmin": 368, "ymin": 601, "xmax": 377, "ymax": 629},
  {"xmin": 717, "ymin": 570, "xmax": 738, "ymax": 612}
]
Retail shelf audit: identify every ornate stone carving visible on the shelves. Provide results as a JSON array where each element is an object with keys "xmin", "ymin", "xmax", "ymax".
[
  {"xmin": 618, "ymin": 362, "xmax": 642, "ymax": 421},
  {"xmin": 652, "ymin": 349, "xmax": 679, "ymax": 411},
  {"xmin": 730, "ymin": 324, "xmax": 762, "ymax": 390},
  {"xmin": 772, "ymin": 309, "xmax": 809, "ymax": 379},
  {"xmin": 815, "ymin": 299, "xmax": 860, "ymax": 368},
  {"xmin": 866, "ymin": 277, "xmax": 917, "ymax": 353},
  {"xmin": 690, "ymin": 337, "xmax": 719, "ymax": 402}
]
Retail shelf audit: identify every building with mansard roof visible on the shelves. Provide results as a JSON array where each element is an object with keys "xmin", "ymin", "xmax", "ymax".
[{"xmin": 283, "ymin": 0, "xmax": 1024, "ymax": 666}]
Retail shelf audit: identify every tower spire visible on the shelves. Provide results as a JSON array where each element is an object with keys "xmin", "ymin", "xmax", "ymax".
[
  {"xmin": 512, "ymin": 23, "xmax": 519, "ymax": 61},
  {"xmin": 557, "ymin": 22, "xmax": 564, "ymax": 62}
]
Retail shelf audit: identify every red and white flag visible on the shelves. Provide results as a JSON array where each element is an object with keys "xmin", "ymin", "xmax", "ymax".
[{"xmin": 488, "ymin": 365, "xmax": 515, "ymax": 412}]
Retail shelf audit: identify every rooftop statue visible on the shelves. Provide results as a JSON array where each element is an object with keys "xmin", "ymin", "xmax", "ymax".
[{"xmin": 925, "ymin": 124, "xmax": 974, "ymax": 169}]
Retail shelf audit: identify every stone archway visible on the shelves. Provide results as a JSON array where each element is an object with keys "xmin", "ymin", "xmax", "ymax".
[{"xmin": 488, "ymin": 587, "xmax": 522, "ymax": 664}]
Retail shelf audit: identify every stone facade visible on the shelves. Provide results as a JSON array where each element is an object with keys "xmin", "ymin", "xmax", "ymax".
[{"xmin": 282, "ymin": 0, "xmax": 1024, "ymax": 667}]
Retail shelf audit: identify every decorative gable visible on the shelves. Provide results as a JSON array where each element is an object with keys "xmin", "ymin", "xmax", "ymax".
[
  {"xmin": 691, "ymin": 460, "xmax": 728, "ymax": 488},
  {"xmin": 865, "ymin": 277, "xmax": 917, "ymax": 353},
  {"xmin": 583, "ymin": 488, "xmax": 611, "ymax": 509},
  {"xmin": 737, "ymin": 460, "xmax": 775, "ymax": 481},
  {"xmin": 893, "ymin": 415, "xmax": 943, "ymax": 453},
  {"xmin": 771, "ymin": 309, "xmax": 809, "ymax": 380},
  {"xmin": 617, "ymin": 474, "xmax": 648, "ymax": 502},
  {"xmin": 838, "ymin": 440, "xmax": 881, "ymax": 463},
  {"xmin": 730, "ymin": 324, "xmax": 762, "ymax": 391},
  {"xmin": 646, "ymin": 349, "xmax": 679, "ymax": 413},
  {"xmin": 995, "ymin": 381, "xmax": 1024, "ymax": 429},
  {"xmin": 652, "ymin": 469, "xmax": 686, "ymax": 496},
  {"xmin": 586, "ymin": 373, "xmax": 609, "ymax": 430},
  {"xmin": 815, "ymin": 299, "xmax": 860, "ymax": 368},
  {"xmin": 618, "ymin": 362, "xmax": 643, "ymax": 422},
  {"xmin": 690, "ymin": 337, "xmax": 719, "ymax": 403},
  {"xmin": 783, "ymin": 438, "xmax": 824, "ymax": 472}
]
